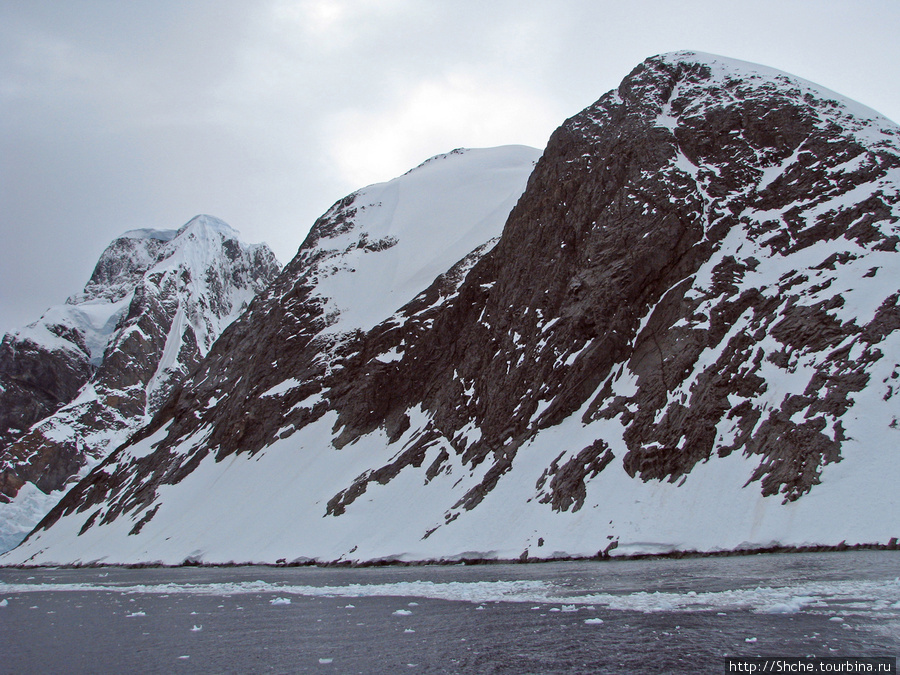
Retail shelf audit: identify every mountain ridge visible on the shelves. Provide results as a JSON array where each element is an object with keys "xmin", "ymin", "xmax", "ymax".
[{"xmin": 5, "ymin": 51, "xmax": 899, "ymax": 565}]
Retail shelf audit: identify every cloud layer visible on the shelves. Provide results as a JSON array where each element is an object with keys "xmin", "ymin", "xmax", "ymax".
[{"xmin": 2, "ymin": 0, "xmax": 899, "ymax": 334}]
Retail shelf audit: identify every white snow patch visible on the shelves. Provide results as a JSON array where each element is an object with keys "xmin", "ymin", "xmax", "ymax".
[
  {"xmin": 261, "ymin": 379, "xmax": 303, "ymax": 398},
  {"xmin": 374, "ymin": 347, "xmax": 404, "ymax": 364}
]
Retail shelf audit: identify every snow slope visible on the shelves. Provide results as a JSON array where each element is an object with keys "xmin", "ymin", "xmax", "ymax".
[{"xmin": 301, "ymin": 146, "xmax": 541, "ymax": 334}]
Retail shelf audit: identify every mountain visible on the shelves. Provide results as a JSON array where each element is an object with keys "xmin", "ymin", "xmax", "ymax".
[
  {"xmin": 0, "ymin": 216, "xmax": 280, "ymax": 552},
  {"xmin": 5, "ymin": 51, "xmax": 900, "ymax": 566}
]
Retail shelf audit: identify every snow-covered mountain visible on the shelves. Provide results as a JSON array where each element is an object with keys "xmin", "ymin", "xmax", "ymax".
[
  {"xmin": 6, "ymin": 51, "xmax": 900, "ymax": 566},
  {"xmin": 0, "ymin": 216, "xmax": 280, "ymax": 552}
]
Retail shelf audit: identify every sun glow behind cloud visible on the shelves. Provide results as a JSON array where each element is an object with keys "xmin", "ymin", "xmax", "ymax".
[
  {"xmin": 327, "ymin": 71, "xmax": 558, "ymax": 188},
  {"xmin": 270, "ymin": 0, "xmax": 412, "ymax": 46},
  {"xmin": 220, "ymin": 0, "xmax": 562, "ymax": 189}
]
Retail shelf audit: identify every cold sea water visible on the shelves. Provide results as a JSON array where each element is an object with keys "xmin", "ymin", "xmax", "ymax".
[{"xmin": 1, "ymin": 551, "xmax": 898, "ymax": 674}]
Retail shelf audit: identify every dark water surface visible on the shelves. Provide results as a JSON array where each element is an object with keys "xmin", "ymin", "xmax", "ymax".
[{"xmin": 2, "ymin": 552, "xmax": 898, "ymax": 673}]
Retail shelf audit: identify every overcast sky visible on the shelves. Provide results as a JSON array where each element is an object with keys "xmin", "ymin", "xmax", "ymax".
[{"xmin": 2, "ymin": 0, "xmax": 899, "ymax": 335}]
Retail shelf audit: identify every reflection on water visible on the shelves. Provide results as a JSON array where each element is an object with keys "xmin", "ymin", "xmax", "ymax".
[{"xmin": 1, "ymin": 551, "xmax": 898, "ymax": 673}]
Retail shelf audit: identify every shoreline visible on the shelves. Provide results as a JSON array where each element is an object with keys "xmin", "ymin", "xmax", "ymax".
[{"xmin": 2, "ymin": 539, "xmax": 897, "ymax": 570}]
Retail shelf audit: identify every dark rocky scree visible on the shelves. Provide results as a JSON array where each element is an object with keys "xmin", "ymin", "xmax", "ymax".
[
  {"xmin": 0, "ymin": 223, "xmax": 280, "ymax": 504},
  {"xmin": 37, "ymin": 53, "xmax": 900, "ymax": 536}
]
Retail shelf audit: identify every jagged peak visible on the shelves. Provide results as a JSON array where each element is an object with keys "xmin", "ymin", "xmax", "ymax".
[{"xmin": 0, "ymin": 209, "xmax": 282, "ymax": 544}]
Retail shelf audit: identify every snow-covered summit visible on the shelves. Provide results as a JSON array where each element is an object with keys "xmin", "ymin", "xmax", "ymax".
[
  {"xmin": 659, "ymin": 51, "xmax": 895, "ymax": 124},
  {"xmin": 72, "ymin": 215, "xmax": 257, "ymax": 306},
  {"xmin": 121, "ymin": 215, "xmax": 239, "ymax": 242},
  {"xmin": 174, "ymin": 214, "xmax": 242, "ymax": 239},
  {"xmin": 633, "ymin": 51, "xmax": 900, "ymax": 151},
  {"xmin": 0, "ymin": 216, "xmax": 280, "ymax": 552},
  {"xmin": 297, "ymin": 145, "xmax": 541, "ymax": 334}
]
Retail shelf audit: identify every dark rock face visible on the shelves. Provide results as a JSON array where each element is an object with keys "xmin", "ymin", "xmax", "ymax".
[
  {"xmin": 22, "ymin": 53, "xmax": 900, "ymax": 561},
  {"xmin": 0, "ymin": 335, "xmax": 93, "ymax": 455},
  {"xmin": 0, "ymin": 217, "xmax": 280, "ymax": 508},
  {"xmin": 72, "ymin": 235, "xmax": 172, "ymax": 306},
  {"xmin": 320, "ymin": 54, "xmax": 900, "ymax": 515}
]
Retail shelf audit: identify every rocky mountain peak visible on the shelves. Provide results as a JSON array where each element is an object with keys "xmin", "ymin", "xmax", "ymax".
[
  {"xmin": 69, "ymin": 234, "xmax": 173, "ymax": 308},
  {"xmin": 0, "ymin": 216, "xmax": 280, "ymax": 552}
]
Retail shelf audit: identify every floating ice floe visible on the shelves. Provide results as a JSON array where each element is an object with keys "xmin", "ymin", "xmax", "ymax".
[{"xmin": 2, "ymin": 576, "xmax": 898, "ymax": 618}]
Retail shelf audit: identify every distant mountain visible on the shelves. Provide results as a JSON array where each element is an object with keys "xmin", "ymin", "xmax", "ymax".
[
  {"xmin": 0, "ymin": 216, "xmax": 280, "ymax": 551},
  {"xmin": 6, "ymin": 52, "xmax": 900, "ymax": 566}
]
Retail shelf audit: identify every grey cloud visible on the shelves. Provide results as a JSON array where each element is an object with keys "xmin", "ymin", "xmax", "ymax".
[{"xmin": 2, "ymin": 0, "xmax": 899, "ymax": 334}]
